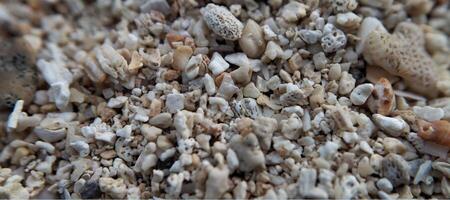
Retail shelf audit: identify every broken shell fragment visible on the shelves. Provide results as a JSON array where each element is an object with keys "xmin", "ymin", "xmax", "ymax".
[
  {"xmin": 367, "ymin": 78, "xmax": 395, "ymax": 115},
  {"xmin": 417, "ymin": 120, "xmax": 450, "ymax": 147}
]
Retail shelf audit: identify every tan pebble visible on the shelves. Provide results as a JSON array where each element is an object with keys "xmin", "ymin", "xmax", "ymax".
[
  {"xmin": 172, "ymin": 45, "xmax": 193, "ymax": 71},
  {"xmin": 338, "ymin": 71, "xmax": 355, "ymax": 95},
  {"xmin": 358, "ymin": 156, "xmax": 374, "ymax": 177},
  {"xmin": 149, "ymin": 99, "xmax": 162, "ymax": 117},
  {"xmin": 382, "ymin": 137, "xmax": 407, "ymax": 154},
  {"xmin": 163, "ymin": 69, "xmax": 180, "ymax": 81},
  {"xmin": 243, "ymin": 82, "xmax": 261, "ymax": 98},
  {"xmin": 236, "ymin": 117, "xmax": 253, "ymax": 135},
  {"xmin": 309, "ymin": 85, "xmax": 325, "ymax": 108},
  {"xmin": 239, "ymin": 19, "xmax": 266, "ymax": 58},
  {"xmin": 100, "ymin": 150, "xmax": 116, "ymax": 159}
]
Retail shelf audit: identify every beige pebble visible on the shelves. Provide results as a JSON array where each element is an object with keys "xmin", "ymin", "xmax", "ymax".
[{"xmin": 239, "ymin": 19, "xmax": 266, "ymax": 58}]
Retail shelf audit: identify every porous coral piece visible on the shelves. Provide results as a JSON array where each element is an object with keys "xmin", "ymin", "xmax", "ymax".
[
  {"xmin": 201, "ymin": 4, "xmax": 244, "ymax": 41},
  {"xmin": 363, "ymin": 21, "xmax": 444, "ymax": 97}
]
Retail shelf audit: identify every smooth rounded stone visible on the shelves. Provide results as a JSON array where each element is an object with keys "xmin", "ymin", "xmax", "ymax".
[
  {"xmin": 350, "ymin": 83, "xmax": 374, "ymax": 105},
  {"xmin": 80, "ymin": 180, "xmax": 102, "ymax": 199},
  {"xmin": 358, "ymin": 156, "xmax": 374, "ymax": 177},
  {"xmin": 0, "ymin": 37, "xmax": 38, "ymax": 109},
  {"xmin": 382, "ymin": 153, "xmax": 411, "ymax": 187},
  {"xmin": 372, "ymin": 114, "xmax": 408, "ymax": 137},
  {"xmin": 149, "ymin": 113, "xmax": 172, "ymax": 129},
  {"xmin": 377, "ymin": 178, "xmax": 394, "ymax": 193},
  {"xmin": 413, "ymin": 106, "xmax": 444, "ymax": 122},
  {"xmin": 239, "ymin": 19, "xmax": 266, "ymax": 58},
  {"xmin": 140, "ymin": 124, "xmax": 162, "ymax": 141},
  {"xmin": 201, "ymin": 4, "xmax": 243, "ymax": 41}
]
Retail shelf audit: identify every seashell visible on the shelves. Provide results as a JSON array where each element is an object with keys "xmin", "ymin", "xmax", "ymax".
[
  {"xmin": 350, "ymin": 83, "xmax": 374, "ymax": 106},
  {"xmin": 417, "ymin": 119, "xmax": 450, "ymax": 147},
  {"xmin": 33, "ymin": 117, "xmax": 67, "ymax": 142},
  {"xmin": 367, "ymin": 77, "xmax": 395, "ymax": 115}
]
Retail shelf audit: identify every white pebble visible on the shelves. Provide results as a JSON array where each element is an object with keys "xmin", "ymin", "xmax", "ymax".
[
  {"xmin": 166, "ymin": 93, "xmax": 185, "ymax": 113},
  {"xmin": 208, "ymin": 52, "xmax": 230, "ymax": 75},
  {"xmin": 350, "ymin": 83, "xmax": 374, "ymax": 105},
  {"xmin": 413, "ymin": 106, "xmax": 444, "ymax": 121},
  {"xmin": 372, "ymin": 114, "xmax": 409, "ymax": 137}
]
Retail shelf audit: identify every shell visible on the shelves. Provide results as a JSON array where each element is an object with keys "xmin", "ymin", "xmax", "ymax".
[{"xmin": 417, "ymin": 119, "xmax": 450, "ymax": 147}]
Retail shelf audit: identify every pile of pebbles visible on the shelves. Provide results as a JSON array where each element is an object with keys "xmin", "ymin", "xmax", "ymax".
[{"xmin": 0, "ymin": 0, "xmax": 450, "ymax": 199}]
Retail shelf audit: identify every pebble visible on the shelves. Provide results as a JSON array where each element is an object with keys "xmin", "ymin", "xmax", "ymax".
[
  {"xmin": 350, "ymin": 83, "xmax": 374, "ymax": 105},
  {"xmin": 239, "ymin": 19, "xmax": 266, "ymax": 58},
  {"xmin": 80, "ymin": 180, "xmax": 102, "ymax": 199},
  {"xmin": 201, "ymin": 4, "xmax": 244, "ymax": 40},
  {"xmin": 413, "ymin": 106, "xmax": 444, "ymax": 122},
  {"xmin": 299, "ymin": 29, "xmax": 322, "ymax": 44},
  {"xmin": 149, "ymin": 113, "xmax": 172, "ymax": 129},
  {"xmin": 432, "ymin": 162, "xmax": 450, "ymax": 179},
  {"xmin": 382, "ymin": 137, "xmax": 407, "ymax": 154},
  {"xmin": 280, "ymin": 1, "xmax": 307, "ymax": 22},
  {"xmin": 230, "ymin": 133, "xmax": 265, "ymax": 172},
  {"xmin": 313, "ymin": 52, "xmax": 328, "ymax": 70},
  {"xmin": 382, "ymin": 153, "xmax": 411, "ymax": 187},
  {"xmin": 413, "ymin": 160, "xmax": 432, "ymax": 184},
  {"xmin": 336, "ymin": 12, "xmax": 362, "ymax": 28},
  {"xmin": 208, "ymin": 52, "xmax": 229, "ymax": 75},
  {"xmin": 338, "ymin": 71, "xmax": 356, "ymax": 95},
  {"xmin": 372, "ymin": 114, "xmax": 408, "ymax": 137},
  {"xmin": 377, "ymin": 178, "xmax": 394, "ymax": 193},
  {"xmin": 165, "ymin": 93, "xmax": 185, "ymax": 113}
]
